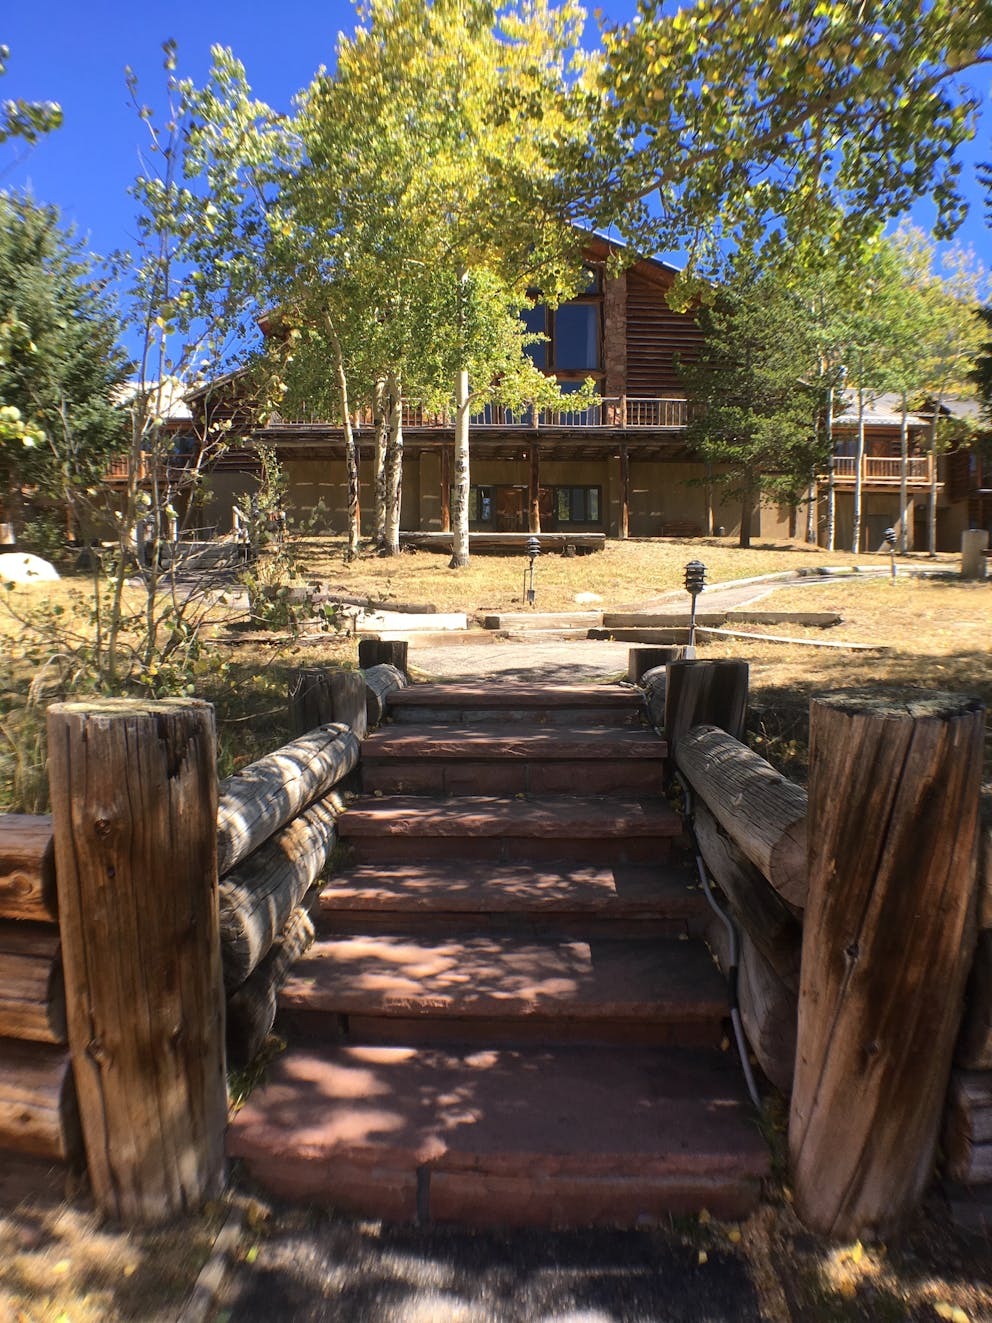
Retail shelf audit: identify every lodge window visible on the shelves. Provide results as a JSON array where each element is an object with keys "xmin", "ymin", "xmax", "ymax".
[
  {"xmin": 523, "ymin": 266, "xmax": 604, "ymax": 376},
  {"xmin": 553, "ymin": 485, "xmax": 600, "ymax": 523}
]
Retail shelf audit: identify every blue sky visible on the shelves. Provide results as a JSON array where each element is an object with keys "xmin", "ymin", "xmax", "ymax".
[{"xmin": 2, "ymin": 1, "xmax": 990, "ymax": 278}]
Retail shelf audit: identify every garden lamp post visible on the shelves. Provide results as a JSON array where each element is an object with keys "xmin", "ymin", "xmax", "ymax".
[
  {"xmin": 884, "ymin": 526, "xmax": 898, "ymax": 581},
  {"xmin": 525, "ymin": 535, "xmax": 541, "ymax": 606},
  {"xmin": 684, "ymin": 559, "xmax": 706, "ymax": 652}
]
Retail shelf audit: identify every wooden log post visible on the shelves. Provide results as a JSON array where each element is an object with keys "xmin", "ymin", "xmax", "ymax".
[
  {"xmin": 628, "ymin": 645, "xmax": 686, "ymax": 685},
  {"xmin": 47, "ymin": 698, "xmax": 225, "ymax": 1224},
  {"xmin": 358, "ymin": 638, "xmax": 409, "ymax": 675},
  {"xmin": 529, "ymin": 443, "xmax": 541, "ymax": 534},
  {"xmin": 328, "ymin": 669, "xmax": 368, "ymax": 739},
  {"xmin": 790, "ymin": 690, "xmax": 985, "ymax": 1240},
  {"xmin": 675, "ymin": 725, "xmax": 808, "ymax": 911},
  {"xmin": 364, "ymin": 663, "xmax": 409, "ymax": 728},
  {"xmin": 619, "ymin": 444, "xmax": 630, "ymax": 540},
  {"xmin": 288, "ymin": 668, "xmax": 334, "ymax": 737},
  {"xmin": 664, "ymin": 660, "xmax": 749, "ymax": 759}
]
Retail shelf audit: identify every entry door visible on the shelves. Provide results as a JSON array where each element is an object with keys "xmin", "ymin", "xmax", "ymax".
[{"xmin": 494, "ymin": 486, "xmax": 526, "ymax": 531}]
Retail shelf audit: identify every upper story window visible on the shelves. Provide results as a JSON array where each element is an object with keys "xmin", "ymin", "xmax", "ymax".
[
  {"xmin": 554, "ymin": 304, "xmax": 600, "ymax": 371},
  {"xmin": 522, "ymin": 265, "xmax": 604, "ymax": 376}
]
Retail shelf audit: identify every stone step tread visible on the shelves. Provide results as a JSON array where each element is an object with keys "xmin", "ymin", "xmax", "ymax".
[
  {"xmin": 482, "ymin": 611, "xmax": 604, "ymax": 628},
  {"xmin": 318, "ymin": 862, "xmax": 704, "ymax": 918},
  {"xmin": 280, "ymin": 933, "xmax": 725, "ymax": 1022},
  {"xmin": 337, "ymin": 796, "xmax": 682, "ymax": 839},
  {"xmin": 227, "ymin": 1044, "xmax": 769, "ymax": 1224},
  {"xmin": 361, "ymin": 725, "xmax": 667, "ymax": 761},
  {"xmin": 387, "ymin": 683, "xmax": 642, "ymax": 710}
]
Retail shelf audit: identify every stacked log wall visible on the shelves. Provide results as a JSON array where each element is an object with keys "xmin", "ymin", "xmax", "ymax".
[{"xmin": 0, "ymin": 814, "xmax": 78, "ymax": 1175}]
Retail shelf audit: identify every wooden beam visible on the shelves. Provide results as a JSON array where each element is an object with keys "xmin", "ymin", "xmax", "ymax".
[
  {"xmin": 619, "ymin": 444, "xmax": 630, "ymax": 540},
  {"xmin": 674, "ymin": 724, "xmax": 807, "ymax": 912},
  {"xmin": 0, "ymin": 1040, "xmax": 79, "ymax": 1161},
  {"xmin": 47, "ymin": 698, "xmax": 225, "ymax": 1224},
  {"xmin": 664, "ymin": 660, "xmax": 749, "ymax": 760},
  {"xmin": 220, "ymin": 796, "xmax": 341, "ymax": 990},
  {"xmin": 0, "ymin": 922, "xmax": 65, "ymax": 1044},
  {"xmin": 217, "ymin": 723, "xmax": 360, "ymax": 876},
  {"xmin": 529, "ymin": 443, "xmax": 541, "ymax": 534},
  {"xmin": 790, "ymin": 690, "xmax": 985, "ymax": 1239}
]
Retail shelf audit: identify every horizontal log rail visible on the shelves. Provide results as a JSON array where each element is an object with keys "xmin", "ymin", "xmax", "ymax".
[{"xmin": 0, "ymin": 815, "xmax": 57, "ymax": 922}]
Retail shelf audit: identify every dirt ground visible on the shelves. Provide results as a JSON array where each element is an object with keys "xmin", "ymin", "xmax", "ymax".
[{"xmin": 2, "ymin": 1174, "xmax": 990, "ymax": 1322}]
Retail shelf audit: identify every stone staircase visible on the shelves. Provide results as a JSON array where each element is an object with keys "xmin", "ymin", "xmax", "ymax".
[{"xmin": 228, "ymin": 681, "xmax": 769, "ymax": 1227}]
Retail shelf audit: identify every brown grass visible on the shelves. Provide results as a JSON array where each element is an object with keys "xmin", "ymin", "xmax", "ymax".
[{"xmin": 293, "ymin": 534, "xmax": 864, "ymax": 613}]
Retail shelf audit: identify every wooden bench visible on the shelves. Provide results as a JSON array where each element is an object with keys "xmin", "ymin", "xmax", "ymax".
[{"xmin": 660, "ymin": 521, "xmax": 703, "ymax": 538}]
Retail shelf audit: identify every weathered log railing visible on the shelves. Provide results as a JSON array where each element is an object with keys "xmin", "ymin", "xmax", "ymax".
[
  {"xmin": 4, "ymin": 651, "xmax": 988, "ymax": 1240},
  {"xmin": 0, "ymin": 814, "xmax": 78, "ymax": 1180},
  {"xmin": 655, "ymin": 658, "xmax": 990, "ymax": 1239},
  {"xmin": 0, "ymin": 661, "xmax": 407, "ymax": 1223}
]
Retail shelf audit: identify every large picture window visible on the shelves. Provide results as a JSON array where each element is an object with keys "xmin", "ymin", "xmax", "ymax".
[{"xmin": 522, "ymin": 267, "xmax": 603, "ymax": 377}]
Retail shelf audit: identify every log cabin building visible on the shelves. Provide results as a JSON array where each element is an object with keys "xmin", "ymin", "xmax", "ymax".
[{"xmin": 172, "ymin": 237, "xmax": 992, "ymax": 552}]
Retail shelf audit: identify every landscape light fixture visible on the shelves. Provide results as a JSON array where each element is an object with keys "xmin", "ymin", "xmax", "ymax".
[
  {"xmin": 883, "ymin": 526, "xmax": 898, "ymax": 580},
  {"xmin": 684, "ymin": 559, "xmax": 706, "ymax": 649},
  {"xmin": 525, "ymin": 535, "xmax": 541, "ymax": 606}
]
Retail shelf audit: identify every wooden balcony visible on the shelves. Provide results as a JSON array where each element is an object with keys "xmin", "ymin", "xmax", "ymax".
[
  {"xmin": 828, "ymin": 455, "xmax": 934, "ymax": 486},
  {"xmin": 271, "ymin": 396, "xmax": 690, "ymax": 433}
]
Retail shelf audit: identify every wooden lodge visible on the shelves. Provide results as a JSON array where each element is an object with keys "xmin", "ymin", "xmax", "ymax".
[{"xmin": 121, "ymin": 239, "xmax": 989, "ymax": 554}]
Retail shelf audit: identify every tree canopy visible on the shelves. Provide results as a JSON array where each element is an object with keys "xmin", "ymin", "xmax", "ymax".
[
  {"xmin": 0, "ymin": 193, "xmax": 129, "ymax": 526},
  {"xmin": 595, "ymin": 1, "xmax": 992, "ymax": 282}
]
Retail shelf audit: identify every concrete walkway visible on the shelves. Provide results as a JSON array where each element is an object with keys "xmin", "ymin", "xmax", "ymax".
[{"xmin": 408, "ymin": 579, "xmax": 780, "ymax": 682}]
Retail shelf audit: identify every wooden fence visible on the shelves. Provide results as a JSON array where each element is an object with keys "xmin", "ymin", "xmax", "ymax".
[
  {"xmin": 0, "ymin": 662, "xmax": 406, "ymax": 1223},
  {"xmin": 2, "ymin": 653, "xmax": 988, "ymax": 1239},
  {"xmin": 652, "ymin": 660, "xmax": 990, "ymax": 1239}
]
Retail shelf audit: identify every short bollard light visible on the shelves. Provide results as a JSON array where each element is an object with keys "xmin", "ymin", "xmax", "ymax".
[
  {"xmin": 884, "ymin": 526, "xmax": 898, "ymax": 580},
  {"xmin": 525, "ymin": 535, "xmax": 541, "ymax": 606},
  {"xmin": 684, "ymin": 558, "xmax": 706, "ymax": 650}
]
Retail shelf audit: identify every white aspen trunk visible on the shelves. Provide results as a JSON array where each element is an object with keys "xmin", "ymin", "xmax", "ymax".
[
  {"xmin": 383, "ymin": 371, "xmax": 403, "ymax": 557},
  {"xmin": 373, "ymin": 376, "xmax": 388, "ymax": 550},
  {"xmin": 898, "ymin": 389, "xmax": 910, "ymax": 555},
  {"xmin": 928, "ymin": 397, "xmax": 941, "ymax": 557},
  {"xmin": 323, "ymin": 314, "xmax": 360, "ymax": 559},
  {"xmin": 825, "ymin": 385, "xmax": 836, "ymax": 552},
  {"xmin": 805, "ymin": 471, "xmax": 816, "ymax": 544},
  {"xmin": 449, "ymin": 366, "xmax": 471, "ymax": 568},
  {"xmin": 852, "ymin": 387, "xmax": 865, "ymax": 555}
]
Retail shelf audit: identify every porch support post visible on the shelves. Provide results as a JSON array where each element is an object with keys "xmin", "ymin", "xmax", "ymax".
[
  {"xmin": 440, "ymin": 443, "xmax": 451, "ymax": 533},
  {"xmin": 528, "ymin": 442, "xmax": 541, "ymax": 534},
  {"xmin": 791, "ymin": 690, "xmax": 985, "ymax": 1239},
  {"xmin": 619, "ymin": 444, "xmax": 630, "ymax": 541}
]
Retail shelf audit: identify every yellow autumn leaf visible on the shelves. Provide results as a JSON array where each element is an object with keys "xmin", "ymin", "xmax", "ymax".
[{"xmin": 698, "ymin": 1250, "xmax": 708, "ymax": 1265}]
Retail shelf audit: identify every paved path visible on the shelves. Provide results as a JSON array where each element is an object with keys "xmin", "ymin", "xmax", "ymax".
[{"xmin": 407, "ymin": 580, "xmax": 779, "ymax": 682}]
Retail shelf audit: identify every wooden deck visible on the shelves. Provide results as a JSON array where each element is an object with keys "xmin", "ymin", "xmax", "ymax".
[{"xmin": 400, "ymin": 531, "xmax": 606, "ymax": 555}]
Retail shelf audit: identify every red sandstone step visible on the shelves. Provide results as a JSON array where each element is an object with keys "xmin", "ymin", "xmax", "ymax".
[
  {"xmin": 386, "ymin": 683, "xmax": 646, "ymax": 727},
  {"xmin": 361, "ymin": 725, "xmax": 666, "ymax": 796},
  {"xmin": 227, "ymin": 1044, "xmax": 769, "ymax": 1226},
  {"xmin": 318, "ymin": 861, "xmax": 704, "ymax": 925},
  {"xmin": 278, "ymin": 932, "xmax": 726, "ymax": 1047},
  {"xmin": 338, "ymin": 795, "xmax": 683, "ymax": 865}
]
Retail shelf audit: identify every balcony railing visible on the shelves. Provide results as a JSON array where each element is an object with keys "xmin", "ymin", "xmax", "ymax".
[
  {"xmin": 830, "ymin": 455, "xmax": 933, "ymax": 484},
  {"xmin": 269, "ymin": 395, "xmax": 690, "ymax": 432}
]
